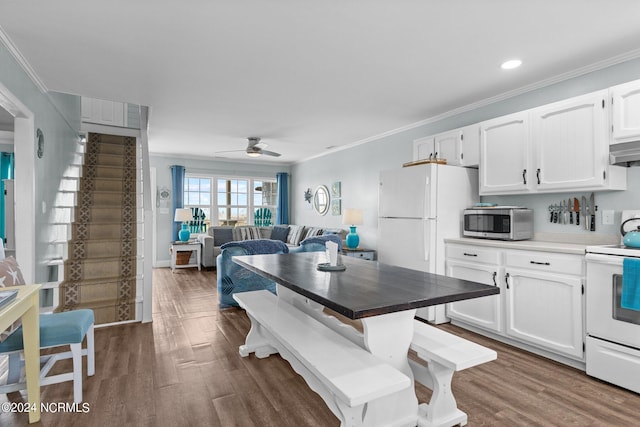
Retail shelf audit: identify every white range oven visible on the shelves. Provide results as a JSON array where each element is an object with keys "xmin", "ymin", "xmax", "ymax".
[{"xmin": 585, "ymin": 243, "xmax": 640, "ymax": 393}]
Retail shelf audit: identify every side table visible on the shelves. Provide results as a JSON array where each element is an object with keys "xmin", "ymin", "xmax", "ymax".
[
  {"xmin": 170, "ymin": 242, "xmax": 201, "ymax": 272},
  {"xmin": 342, "ymin": 247, "xmax": 376, "ymax": 261}
]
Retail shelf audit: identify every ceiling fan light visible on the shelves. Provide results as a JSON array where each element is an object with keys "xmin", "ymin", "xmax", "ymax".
[{"xmin": 246, "ymin": 151, "xmax": 261, "ymax": 157}]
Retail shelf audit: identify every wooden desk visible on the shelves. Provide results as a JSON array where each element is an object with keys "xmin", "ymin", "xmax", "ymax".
[
  {"xmin": 233, "ymin": 252, "xmax": 498, "ymax": 426},
  {"xmin": 0, "ymin": 285, "xmax": 41, "ymax": 423}
]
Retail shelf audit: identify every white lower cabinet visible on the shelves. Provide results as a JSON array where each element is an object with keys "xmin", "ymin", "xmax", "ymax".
[
  {"xmin": 446, "ymin": 243, "xmax": 585, "ymax": 363},
  {"xmin": 446, "ymin": 245, "xmax": 503, "ymax": 333},
  {"xmin": 504, "ymin": 266, "xmax": 584, "ymax": 359}
]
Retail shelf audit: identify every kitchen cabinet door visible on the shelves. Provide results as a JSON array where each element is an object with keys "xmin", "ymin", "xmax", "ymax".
[
  {"xmin": 413, "ymin": 136, "xmax": 435, "ymax": 161},
  {"xmin": 532, "ymin": 91, "xmax": 609, "ymax": 191},
  {"xmin": 446, "ymin": 259, "xmax": 503, "ymax": 333},
  {"xmin": 611, "ymin": 79, "xmax": 640, "ymax": 144},
  {"xmin": 479, "ymin": 111, "xmax": 531, "ymax": 195},
  {"xmin": 459, "ymin": 124, "xmax": 480, "ymax": 167},
  {"xmin": 504, "ymin": 267, "xmax": 584, "ymax": 360},
  {"xmin": 434, "ymin": 130, "xmax": 461, "ymax": 166}
]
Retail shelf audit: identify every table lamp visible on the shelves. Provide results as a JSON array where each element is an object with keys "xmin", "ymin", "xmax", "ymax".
[
  {"xmin": 174, "ymin": 208, "xmax": 193, "ymax": 242},
  {"xmin": 343, "ymin": 208, "xmax": 363, "ymax": 249}
]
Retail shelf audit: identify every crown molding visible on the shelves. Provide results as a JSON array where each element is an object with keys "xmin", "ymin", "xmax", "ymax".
[
  {"xmin": 297, "ymin": 47, "xmax": 640, "ymax": 165},
  {"xmin": 0, "ymin": 24, "xmax": 48, "ymax": 93}
]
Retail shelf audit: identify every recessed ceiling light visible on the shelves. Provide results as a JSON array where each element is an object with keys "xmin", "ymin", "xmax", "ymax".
[{"xmin": 501, "ymin": 59, "xmax": 522, "ymax": 70}]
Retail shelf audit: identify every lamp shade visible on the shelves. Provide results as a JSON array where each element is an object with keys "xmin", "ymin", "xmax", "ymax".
[
  {"xmin": 174, "ymin": 208, "xmax": 192, "ymax": 222},
  {"xmin": 342, "ymin": 208, "xmax": 363, "ymax": 225}
]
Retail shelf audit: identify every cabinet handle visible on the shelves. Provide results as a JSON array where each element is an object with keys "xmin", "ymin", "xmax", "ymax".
[
  {"xmin": 463, "ymin": 252, "xmax": 478, "ymax": 257},
  {"xmin": 536, "ymin": 168, "xmax": 541, "ymax": 184},
  {"xmin": 522, "ymin": 169, "xmax": 527, "ymax": 185},
  {"xmin": 492, "ymin": 271, "xmax": 497, "ymax": 286},
  {"xmin": 530, "ymin": 261, "xmax": 550, "ymax": 266},
  {"xmin": 505, "ymin": 272, "xmax": 510, "ymax": 289}
]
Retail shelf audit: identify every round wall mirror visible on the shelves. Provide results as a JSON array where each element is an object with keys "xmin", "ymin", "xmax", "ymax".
[
  {"xmin": 313, "ymin": 185, "xmax": 330, "ymax": 216},
  {"xmin": 36, "ymin": 128, "xmax": 44, "ymax": 159}
]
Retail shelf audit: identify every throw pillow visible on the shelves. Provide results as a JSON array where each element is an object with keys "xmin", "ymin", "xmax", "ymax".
[
  {"xmin": 0, "ymin": 256, "xmax": 26, "ymax": 343},
  {"xmin": 287, "ymin": 225, "xmax": 306, "ymax": 246},
  {"xmin": 237, "ymin": 226, "xmax": 261, "ymax": 240},
  {"xmin": 270, "ymin": 226, "xmax": 290, "ymax": 243},
  {"xmin": 213, "ymin": 228, "xmax": 234, "ymax": 246},
  {"xmin": 303, "ymin": 227, "xmax": 324, "ymax": 240},
  {"xmin": 0, "ymin": 256, "xmax": 25, "ymax": 287}
]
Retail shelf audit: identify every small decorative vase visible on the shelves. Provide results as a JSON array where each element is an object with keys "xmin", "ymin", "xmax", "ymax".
[
  {"xmin": 179, "ymin": 223, "xmax": 191, "ymax": 242},
  {"xmin": 345, "ymin": 226, "xmax": 359, "ymax": 249}
]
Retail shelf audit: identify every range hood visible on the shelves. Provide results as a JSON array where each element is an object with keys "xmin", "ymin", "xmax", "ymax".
[{"xmin": 610, "ymin": 140, "xmax": 640, "ymax": 166}]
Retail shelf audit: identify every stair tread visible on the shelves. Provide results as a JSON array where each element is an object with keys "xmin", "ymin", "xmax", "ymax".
[{"xmin": 59, "ymin": 275, "xmax": 140, "ymax": 286}]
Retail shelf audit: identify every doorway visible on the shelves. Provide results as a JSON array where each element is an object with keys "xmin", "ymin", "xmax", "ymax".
[{"xmin": 0, "ymin": 81, "xmax": 36, "ymax": 283}]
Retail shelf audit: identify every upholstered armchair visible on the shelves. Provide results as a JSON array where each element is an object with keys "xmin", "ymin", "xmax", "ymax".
[{"xmin": 216, "ymin": 239, "xmax": 289, "ymax": 308}]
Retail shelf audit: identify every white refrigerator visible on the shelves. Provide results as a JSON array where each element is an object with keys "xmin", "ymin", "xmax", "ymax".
[{"xmin": 378, "ymin": 164, "xmax": 478, "ymax": 323}]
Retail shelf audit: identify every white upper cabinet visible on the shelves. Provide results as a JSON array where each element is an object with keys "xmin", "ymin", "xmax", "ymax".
[
  {"xmin": 610, "ymin": 79, "xmax": 640, "ymax": 144},
  {"xmin": 413, "ymin": 124, "xmax": 480, "ymax": 167},
  {"xmin": 413, "ymin": 136, "xmax": 435, "ymax": 161},
  {"xmin": 480, "ymin": 90, "xmax": 626, "ymax": 195},
  {"xmin": 479, "ymin": 111, "xmax": 531, "ymax": 194},
  {"xmin": 531, "ymin": 91, "xmax": 609, "ymax": 191},
  {"xmin": 459, "ymin": 124, "xmax": 480, "ymax": 167},
  {"xmin": 81, "ymin": 97, "xmax": 126, "ymax": 127}
]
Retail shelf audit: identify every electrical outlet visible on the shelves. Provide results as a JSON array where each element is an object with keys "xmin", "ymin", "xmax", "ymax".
[{"xmin": 602, "ymin": 209, "xmax": 614, "ymax": 225}]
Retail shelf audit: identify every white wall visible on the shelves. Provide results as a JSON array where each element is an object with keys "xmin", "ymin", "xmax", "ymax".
[
  {"xmin": 0, "ymin": 41, "xmax": 82, "ymax": 282},
  {"xmin": 291, "ymin": 57, "xmax": 640, "ymax": 249}
]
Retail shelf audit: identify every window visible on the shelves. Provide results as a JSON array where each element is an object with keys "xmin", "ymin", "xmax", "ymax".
[
  {"xmin": 185, "ymin": 177, "xmax": 211, "ymax": 219},
  {"xmin": 217, "ymin": 178, "xmax": 248, "ymax": 226},
  {"xmin": 253, "ymin": 180, "xmax": 277, "ymax": 226},
  {"xmin": 183, "ymin": 175, "xmax": 277, "ymax": 228}
]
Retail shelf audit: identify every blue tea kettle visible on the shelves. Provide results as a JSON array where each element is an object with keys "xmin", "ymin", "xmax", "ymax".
[{"xmin": 621, "ymin": 217, "xmax": 640, "ymax": 248}]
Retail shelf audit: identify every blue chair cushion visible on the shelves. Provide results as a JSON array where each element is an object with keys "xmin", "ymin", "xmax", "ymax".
[{"xmin": 0, "ymin": 309, "xmax": 94, "ymax": 353}]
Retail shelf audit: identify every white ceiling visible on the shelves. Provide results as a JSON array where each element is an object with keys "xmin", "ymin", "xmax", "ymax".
[{"xmin": 2, "ymin": 1, "xmax": 640, "ymax": 164}]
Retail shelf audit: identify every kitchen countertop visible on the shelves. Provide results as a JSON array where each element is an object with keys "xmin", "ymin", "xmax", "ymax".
[{"xmin": 445, "ymin": 233, "xmax": 619, "ymax": 255}]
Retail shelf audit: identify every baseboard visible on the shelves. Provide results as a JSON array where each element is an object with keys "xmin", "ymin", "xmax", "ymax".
[{"xmin": 155, "ymin": 260, "xmax": 171, "ymax": 268}]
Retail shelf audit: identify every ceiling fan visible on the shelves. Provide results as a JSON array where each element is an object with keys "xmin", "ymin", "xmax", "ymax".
[{"xmin": 216, "ymin": 137, "xmax": 281, "ymax": 158}]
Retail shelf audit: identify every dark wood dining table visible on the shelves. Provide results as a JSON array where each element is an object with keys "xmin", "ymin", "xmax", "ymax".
[{"xmin": 233, "ymin": 251, "xmax": 499, "ymax": 426}]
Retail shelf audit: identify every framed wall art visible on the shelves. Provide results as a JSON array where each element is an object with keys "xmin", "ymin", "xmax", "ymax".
[{"xmin": 331, "ymin": 181, "xmax": 341, "ymax": 198}]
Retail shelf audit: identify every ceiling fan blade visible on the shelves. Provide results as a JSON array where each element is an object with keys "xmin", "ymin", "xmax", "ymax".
[{"xmin": 261, "ymin": 150, "xmax": 281, "ymax": 157}]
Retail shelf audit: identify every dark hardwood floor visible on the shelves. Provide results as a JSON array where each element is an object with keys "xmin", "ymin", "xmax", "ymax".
[{"xmin": 2, "ymin": 267, "xmax": 639, "ymax": 426}]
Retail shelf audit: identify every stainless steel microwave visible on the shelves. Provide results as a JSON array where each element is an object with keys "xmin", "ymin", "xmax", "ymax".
[{"xmin": 463, "ymin": 207, "xmax": 533, "ymax": 240}]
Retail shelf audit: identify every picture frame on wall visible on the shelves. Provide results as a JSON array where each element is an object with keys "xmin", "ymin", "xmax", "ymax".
[
  {"xmin": 331, "ymin": 199, "xmax": 341, "ymax": 216},
  {"xmin": 331, "ymin": 181, "xmax": 341, "ymax": 198}
]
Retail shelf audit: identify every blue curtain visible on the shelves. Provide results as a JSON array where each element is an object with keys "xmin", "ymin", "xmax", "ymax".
[
  {"xmin": 275, "ymin": 172, "xmax": 289, "ymax": 225},
  {"xmin": 0, "ymin": 152, "xmax": 14, "ymax": 243},
  {"xmin": 171, "ymin": 165, "xmax": 185, "ymax": 241}
]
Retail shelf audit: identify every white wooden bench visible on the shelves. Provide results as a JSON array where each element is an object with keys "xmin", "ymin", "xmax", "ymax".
[
  {"xmin": 234, "ymin": 290, "xmax": 411, "ymax": 427},
  {"xmin": 409, "ymin": 320, "xmax": 497, "ymax": 427}
]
